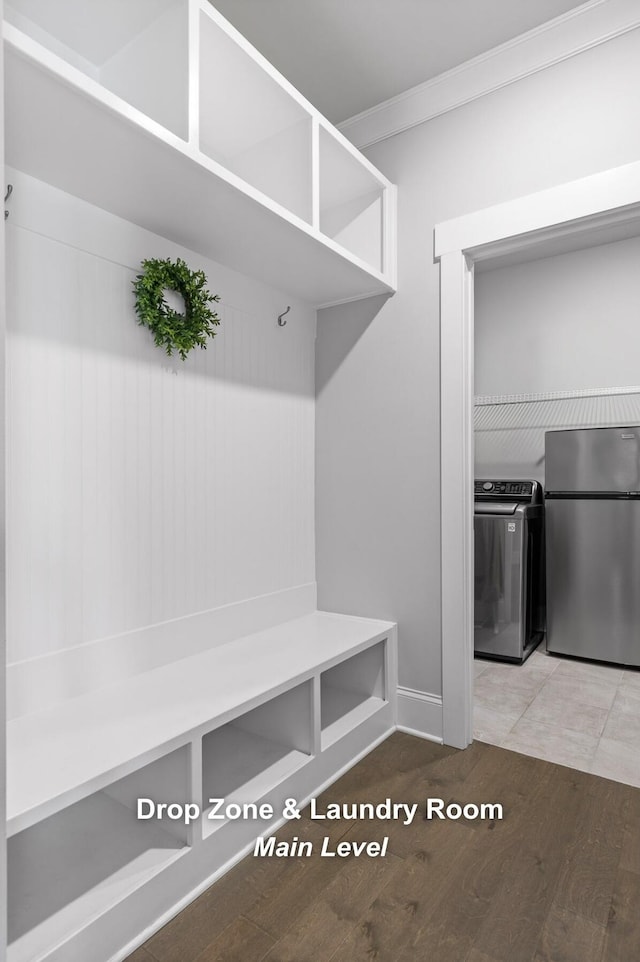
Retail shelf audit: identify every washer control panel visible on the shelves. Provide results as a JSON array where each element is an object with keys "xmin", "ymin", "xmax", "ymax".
[{"xmin": 474, "ymin": 480, "xmax": 541, "ymax": 503}]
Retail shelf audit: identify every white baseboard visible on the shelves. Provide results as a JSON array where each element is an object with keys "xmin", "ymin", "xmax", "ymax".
[
  {"xmin": 396, "ymin": 687, "xmax": 443, "ymax": 742},
  {"xmin": 396, "ymin": 725, "xmax": 444, "ymax": 745},
  {"xmin": 7, "ymin": 583, "xmax": 317, "ymax": 719}
]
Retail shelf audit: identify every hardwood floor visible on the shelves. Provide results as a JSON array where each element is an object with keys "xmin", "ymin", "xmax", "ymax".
[{"xmin": 127, "ymin": 733, "xmax": 640, "ymax": 962}]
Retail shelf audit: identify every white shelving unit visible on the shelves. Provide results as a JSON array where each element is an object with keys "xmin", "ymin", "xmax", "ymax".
[
  {"xmin": 3, "ymin": 3, "xmax": 400, "ymax": 958},
  {"xmin": 6, "ymin": 612, "xmax": 397, "ymax": 962},
  {"xmin": 8, "ymin": 748, "xmax": 190, "ymax": 962},
  {"xmin": 201, "ymin": 681, "xmax": 313, "ymax": 837},
  {"xmin": 320, "ymin": 640, "xmax": 387, "ymax": 749},
  {"xmin": 319, "ymin": 125, "xmax": 385, "ymax": 274},
  {"xmin": 3, "ymin": 0, "xmax": 397, "ymax": 306},
  {"xmin": 198, "ymin": 9, "xmax": 312, "ymax": 222},
  {"xmin": 5, "ymin": 0, "xmax": 190, "ymax": 138}
]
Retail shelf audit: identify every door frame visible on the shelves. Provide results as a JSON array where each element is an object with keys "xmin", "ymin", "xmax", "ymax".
[{"xmin": 435, "ymin": 160, "xmax": 640, "ymax": 749}]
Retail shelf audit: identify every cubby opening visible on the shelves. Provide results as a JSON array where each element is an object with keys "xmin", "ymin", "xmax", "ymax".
[
  {"xmin": 319, "ymin": 126, "xmax": 385, "ymax": 272},
  {"xmin": 201, "ymin": 681, "xmax": 313, "ymax": 837},
  {"xmin": 321, "ymin": 641, "xmax": 387, "ymax": 748},
  {"xmin": 7, "ymin": 746, "xmax": 190, "ymax": 962},
  {"xmin": 199, "ymin": 9, "xmax": 313, "ymax": 222},
  {"xmin": 5, "ymin": 0, "xmax": 189, "ymax": 138}
]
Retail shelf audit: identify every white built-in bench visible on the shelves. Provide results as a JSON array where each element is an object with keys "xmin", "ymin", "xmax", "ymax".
[{"xmin": 7, "ymin": 608, "xmax": 397, "ymax": 962}]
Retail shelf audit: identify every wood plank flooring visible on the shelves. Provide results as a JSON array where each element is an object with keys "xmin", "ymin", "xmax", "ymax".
[{"xmin": 127, "ymin": 733, "xmax": 640, "ymax": 962}]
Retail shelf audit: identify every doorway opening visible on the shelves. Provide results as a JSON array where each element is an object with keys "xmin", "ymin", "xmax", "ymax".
[{"xmin": 435, "ymin": 162, "xmax": 640, "ymax": 750}]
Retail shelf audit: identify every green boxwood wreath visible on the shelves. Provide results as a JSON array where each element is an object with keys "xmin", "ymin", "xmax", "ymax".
[{"xmin": 133, "ymin": 257, "xmax": 221, "ymax": 360}]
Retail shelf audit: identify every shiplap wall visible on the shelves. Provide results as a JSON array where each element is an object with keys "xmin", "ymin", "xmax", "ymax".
[
  {"xmin": 475, "ymin": 388, "xmax": 640, "ymax": 482},
  {"xmin": 6, "ymin": 170, "xmax": 316, "ymax": 664}
]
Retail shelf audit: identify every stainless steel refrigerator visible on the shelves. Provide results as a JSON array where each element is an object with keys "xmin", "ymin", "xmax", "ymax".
[{"xmin": 545, "ymin": 426, "xmax": 640, "ymax": 666}]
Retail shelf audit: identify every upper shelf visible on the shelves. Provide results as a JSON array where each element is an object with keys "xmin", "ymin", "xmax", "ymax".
[{"xmin": 3, "ymin": 0, "xmax": 397, "ymax": 307}]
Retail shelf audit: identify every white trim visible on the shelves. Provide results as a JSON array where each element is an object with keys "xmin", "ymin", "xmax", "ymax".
[
  {"xmin": 476, "ymin": 384, "xmax": 640, "ymax": 406},
  {"xmin": 315, "ymin": 287, "xmax": 394, "ymax": 311},
  {"xmin": 339, "ymin": 0, "xmax": 640, "ymax": 148},
  {"xmin": 396, "ymin": 726, "xmax": 443, "ymax": 745},
  {"xmin": 440, "ymin": 252, "xmax": 475, "ymax": 750},
  {"xmin": 396, "ymin": 687, "xmax": 443, "ymax": 742},
  {"xmin": 434, "ymin": 161, "xmax": 640, "ymax": 258}
]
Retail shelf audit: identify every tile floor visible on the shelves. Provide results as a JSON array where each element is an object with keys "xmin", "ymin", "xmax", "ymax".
[{"xmin": 474, "ymin": 646, "xmax": 640, "ymax": 788}]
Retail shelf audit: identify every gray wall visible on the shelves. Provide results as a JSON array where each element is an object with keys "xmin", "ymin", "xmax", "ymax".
[
  {"xmin": 1, "ymin": 0, "xmax": 6, "ymax": 952},
  {"xmin": 475, "ymin": 235, "xmax": 640, "ymax": 397},
  {"xmin": 316, "ymin": 27, "xmax": 640, "ymax": 696}
]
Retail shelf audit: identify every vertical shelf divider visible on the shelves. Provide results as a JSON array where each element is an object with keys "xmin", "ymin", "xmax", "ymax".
[
  {"xmin": 383, "ymin": 183, "xmax": 398, "ymax": 289},
  {"xmin": 189, "ymin": 737, "xmax": 203, "ymax": 847},
  {"xmin": 188, "ymin": 0, "xmax": 201, "ymax": 148},
  {"xmin": 312, "ymin": 674, "xmax": 322, "ymax": 755},
  {"xmin": 311, "ymin": 115, "xmax": 320, "ymax": 231}
]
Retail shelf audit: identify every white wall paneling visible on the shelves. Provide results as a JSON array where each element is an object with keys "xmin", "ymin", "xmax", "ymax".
[
  {"xmin": 6, "ymin": 584, "xmax": 318, "ymax": 720},
  {"xmin": 5, "ymin": 169, "xmax": 316, "ymax": 666},
  {"xmin": 475, "ymin": 389, "xmax": 640, "ymax": 483}
]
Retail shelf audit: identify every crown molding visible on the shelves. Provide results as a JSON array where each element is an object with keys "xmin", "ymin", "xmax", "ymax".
[{"xmin": 338, "ymin": 0, "xmax": 640, "ymax": 149}]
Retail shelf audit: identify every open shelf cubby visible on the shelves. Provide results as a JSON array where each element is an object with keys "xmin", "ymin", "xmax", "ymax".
[
  {"xmin": 199, "ymin": 7, "xmax": 312, "ymax": 223},
  {"xmin": 319, "ymin": 125, "xmax": 385, "ymax": 274},
  {"xmin": 3, "ymin": 0, "xmax": 396, "ymax": 305},
  {"xmin": 201, "ymin": 681, "xmax": 313, "ymax": 838},
  {"xmin": 4, "ymin": 0, "xmax": 189, "ymax": 139},
  {"xmin": 7, "ymin": 746, "xmax": 190, "ymax": 962},
  {"xmin": 321, "ymin": 641, "xmax": 387, "ymax": 749}
]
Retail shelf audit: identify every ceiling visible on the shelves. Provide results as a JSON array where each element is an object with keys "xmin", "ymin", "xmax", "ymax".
[{"xmin": 212, "ymin": 0, "xmax": 591, "ymax": 124}]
